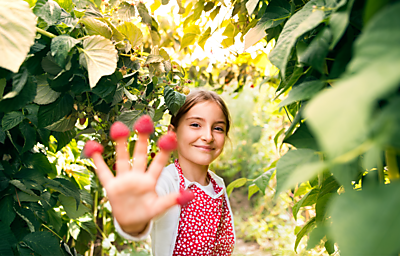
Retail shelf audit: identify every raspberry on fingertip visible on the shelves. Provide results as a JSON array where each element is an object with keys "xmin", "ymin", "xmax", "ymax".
[
  {"xmin": 158, "ymin": 131, "xmax": 177, "ymax": 151},
  {"xmin": 110, "ymin": 121, "xmax": 130, "ymax": 140},
  {"xmin": 133, "ymin": 115, "xmax": 154, "ymax": 134},
  {"xmin": 83, "ymin": 140, "xmax": 104, "ymax": 158}
]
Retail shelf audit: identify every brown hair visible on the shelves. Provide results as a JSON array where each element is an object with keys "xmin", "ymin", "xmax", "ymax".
[{"xmin": 170, "ymin": 89, "xmax": 231, "ymax": 135}]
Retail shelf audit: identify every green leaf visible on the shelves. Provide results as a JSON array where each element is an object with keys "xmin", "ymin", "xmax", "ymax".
[
  {"xmin": 253, "ymin": 167, "xmax": 275, "ymax": 195},
  {"xmin": 22, "ymin": 231, "xmax": 63, "ymax": 256},
  {"xmin": 23, "ymin": 152, "xmax": 55, "ymax": 176},
  {"xmin": 2, "ymin": 111, "xmax": 25, "ymax": 131},
  {"xmin": 79, "ymin": 35, "xmax": 118, "ymax": 88},
  {"xmin": 34, "ymin": 75, "xmax": 62, "ymax": 105},
  {"xmin": 45, "ymin": 116, "xmax": 77, "ymax": 132},
  {"xmin": 226, "ymin": 177, "xmax": 247, "ymax": 196},
  {"xmin": 329, "ymin": 0, "xmax": 356, "ymax": 49},
  {"xmin": 247, "ymin": 184, "xmax": 259, "ymax": 199},
  {"xmin": 0, "ymin": 196, "xmax": 16, "ymax": 226},
  {"xmin": 19, "ymin": 120, "xmax": 36, "ymax": 153},
  {"xmin": 101, "ymin": 19, "xmax": 125, "ymax": 42},
  {"xmin": 244, "ymin": 0, "xmax": 292, "ymax": 50},
  {"xmin": 0, "ymin": 0, "xmax": 37, "ymax": 73},
  {"xmin": 363, "ymin": 0, "xmax": 390, "ymax": 25},
  {"xmin": 198, "ymin": 27, "xmax": 211, "ymax": 50},
  {"xmin": 118, "ymin": 2, "xmax": 136, "ymax": 21},
  {"xmin": 269, "ymin": 0, "xmax": 326, "ymax": 77},
  {"xmin": 284, "ymin": 121, "xmax": 320, "ymax": 151},
  {"xmin": 54, "ymin": 0, "xmax": 73, "ymax": 12},
  {"xmin": 295, "ymin": 217, "xmax": 316, "ymax": 252},
  {"xmin": 59, "ymin": 194, "xmax": 89, "ymax": 219},
  {"xmin": 293, "ymin": 188, "xmax": 319, "ymax": 220},
  {"xmin": 279, "ymin": 80, "xmax": 325, "ymax": 107},
  {"xmin": 2, "ymin": 68, "xmax": 29, "ymax": 100},
  {"xmin": 41, "ymin": 53, "xmax": 63, "ymax": 76},
  {"xmin": 164, "ymin": 86, "xmax": 186, "ymax": 116},
  {"xmin": 34, "ymin": 0, "xmax": 62, "ymax": 26},
  {"xmin": 307, "ymin": 224, "xmax": 327, "ymax": 250},
  {"xmin": 276, "ymin": 149, "xmax": 322, "ymax": 195},
  {"xmin": 180, "ymin": 33, "xmax": 198, "ymax": 49},
  {"xmin": 46, "ymin": 178, "xmax": 81, "ymax": 209},
  {"xmin": 305, "ymin": 3, "xmax": 400, "ymax": 159},
  {"xmin": 117, "ymin": 110, "xmax": 142, "ymax": 131},
  {"xmin": 51, "ymin": 35, "xmax": 81, "ymax": 67},
  {"xmin": 315, "ymin": 193, "xmax": 334, "ymax": 222},
  {"xmin": 136, "ymin": 2, "xmax": 152, "ymax": 25},
  {"xmin": 0, "ymin": 222, "xmax": 17, "ymax": 255},
  {"xmin": 144, "ymin": 54, "xmax": 164, "ymax": 65},
  {"xmin": 298, "ymin": 27, "xmax": 332, "ymax": 73},
  {"xmin": 38, "ymin": 94, "xmax": 73, "ymax": 128},
  {"xmin": 81, "ymin": 17, "xmax": 112, "ymax": 38},
  {"xmin": 329, "ymin": 184, "xmax": 400, "ymax": 255}
]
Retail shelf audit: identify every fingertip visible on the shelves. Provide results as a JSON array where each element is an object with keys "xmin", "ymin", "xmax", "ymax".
[
  {"xmin": 176, "ymin": 189, "xmax": 194, "ymax": 206},
  {"xmin": 158, "ymin": 131, "xmax": 177, "ymax": 151}
]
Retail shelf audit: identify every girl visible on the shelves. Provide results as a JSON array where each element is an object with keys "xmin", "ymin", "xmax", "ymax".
[{"xmin": 88, "ymin": 90, "xmax": 235, "ymax": 255}]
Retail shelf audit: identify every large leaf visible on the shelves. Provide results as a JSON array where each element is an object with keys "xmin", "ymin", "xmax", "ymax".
[
  {"xmin": 118, "ymin": 2, "xmax": 136, "ymax": 21},
  {"xmin": 2, "ymin": 68, "xmax": 29, "ymax": 100},
  {"xmin": 269, "ymin": 0, "xmax": 326, "ymax": 77},
  {"xmin": 117, "ymin": 22, "xmax": 144, "ymax": 48},
  {"xmin": 329, "ymin": 184, "xmax": 400, "ymax": 255},
  {"xmin": 136, "ymin": 2, "xmax": 152, "ymax": 25},
  {"xmin": 293, "ymin": 188, "xmax": 319, "ymax": 220},
  {"xmin": 34, "ymin": 75, "xmax": 62, "ymax": 105},
  {"xmin": 276, "ymin": 149, "xmax": 322, "ymax": 195},
  {"xmin": 79, "ymin": 35, "xmax": 118, "ymax": 88},
  {"xmin": 2, "ymin": 111, "xmax": 25, "ymax": 131},
  {"xmin": 51, "ymin": 35, "xmax": 81, "ymax": 67},
  {"xmin": 59, "ymin": 194, "xmax": 89, "ymax": 219},
  {"xmin": 305, "ymin": 3, "xmax": 400, "ymax": 159},
  {"xmin": 80, "ymin": 17, "xmax": 112, "ymax": 39},
  {"xmin": 278, "ymin": 80, "xmax": 325, "ymax": 107},
  {"xmin": 34, "ymin": 0, "xmax": 62, "ymax": 26},
  {"xmin": 116, "ymin": 109, "xmax": 142, "ymax": 130},
  {"xmin": 244, "ymin": 0, "xmax": 292, "ymax": 50},
  {"xmin": 38, "ymin": 94, "xmax": 74, "ymax": 128},
  {"xmin": 22, "ymin": 231, "xmax": 63, "ymax": 256},
  {"xmin": 164, "ymin": 86, "xmax": 186, "ymax": 116},
  {"xmin": 284, "ymin": 122, "xmax": 320, "ymax": 151},
  {"xmin": 329, "ymin": 0, "xmax": 356, "ymax": 49},
  {"xmin": 297, "ymin": 27, "xmax": 332, "ymax": 73},
  {"xmin": 0, "ymin": 0, "xmax": 36, "ymax": 73}
]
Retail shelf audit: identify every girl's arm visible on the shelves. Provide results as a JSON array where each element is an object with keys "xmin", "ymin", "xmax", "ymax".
[{"xmin": 88, "ymin": 126, "xmax": 180, "ymax": 236}]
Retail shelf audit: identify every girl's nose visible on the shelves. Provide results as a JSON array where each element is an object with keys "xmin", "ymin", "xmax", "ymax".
[{"xmin": 201, "ymin": 128, "xmax": 214, "ymax": 142}]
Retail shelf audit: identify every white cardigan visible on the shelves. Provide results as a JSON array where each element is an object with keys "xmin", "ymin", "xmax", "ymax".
[{"xmin": 114, "ymin": 163, "xmax": 236, "ymax": 256}]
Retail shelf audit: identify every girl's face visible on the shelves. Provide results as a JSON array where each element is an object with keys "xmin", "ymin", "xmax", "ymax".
[{"xmin": 173, "ymin": 100, "xmax": 227, "ymax": 168}]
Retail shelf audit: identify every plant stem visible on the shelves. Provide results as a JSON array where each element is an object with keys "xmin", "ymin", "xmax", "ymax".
[
  {"xmin": 42, "ymin": 224, "xmax": 63, "ymax": 240},
  {"xmin": 36, "ymin": 27, "xmax": 57, "ymax": 39},
  {"xmin": 89, "ymin": 190, "xmax": 99, "ymax": 256},
  {"xmin": 385, "ymin": 148, "xmax": 400, "ymax": 181}
]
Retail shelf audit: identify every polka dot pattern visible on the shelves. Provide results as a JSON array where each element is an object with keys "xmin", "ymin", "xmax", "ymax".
[{"xmin": 172, "ymin": 160, "xmax": 235, "ymax": 255}]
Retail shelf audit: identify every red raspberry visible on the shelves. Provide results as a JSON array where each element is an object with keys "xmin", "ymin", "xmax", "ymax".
[
  {"xmin": 158, "ymin": 131, "xmax": 177, "ymax": 151},
  {"xmin": 133, "ymin": 115, "xmax": 154, "ymax": 134},
  {"xmin": 83, "ymin": 141, "xmax": 104, "ymax": 158},
  {"xmin": 79, "ymin": 117, "xmax": 86, "ymax": 125},
  {"xmin": 177, "ymin": 189, "xmax": 194, "ymax": 206},
  {"xmin": 110, "ymin": 121, "xmax": 130, "ymax": 140},
  {"xmin": 150, "ymin": 152, "xmax": 156, "ymax": 158}
]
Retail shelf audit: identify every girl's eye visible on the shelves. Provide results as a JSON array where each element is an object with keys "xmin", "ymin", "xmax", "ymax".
[
  {"xmin": 190, "ymin": 123, "xmax": 200, "ymax": 128},
  {"xmin": 214, "ymin": 127, "xmax": 225, "ymax": 132}
]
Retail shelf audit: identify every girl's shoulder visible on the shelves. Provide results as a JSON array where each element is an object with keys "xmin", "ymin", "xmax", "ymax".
[{"xmin": 208, "ymin": 170, "xmax": 226, "ymax": 188}]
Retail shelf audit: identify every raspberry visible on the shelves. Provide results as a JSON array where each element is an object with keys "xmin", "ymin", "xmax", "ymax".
[
  {"xmin": 110, "ymin": 121, "xmax": 130, "ymax": 140},
  {"xmin": 83, "ymin": 141, "xmax": 104, "ymax": 158},
  {"xmin": 133, "ymin": 115, "xmax": 154, "ymax": 134},
  {"xmin": 182, "ymin": 87, "xmax": 190, "ymax": 95},
  {"xmin": 177, "ymin": 189, "xmax": 194, "ymax": 206},
  {"xmin": 150, "ymin": 152, "xmax": 156, "ymax": 158},
  {"xmin": 79, "ymin": 117, "xmax": 86, "ymax": 125},
  {"xmin": 158, "ymin": 131, "xmax": 177, "ymax": 151}
]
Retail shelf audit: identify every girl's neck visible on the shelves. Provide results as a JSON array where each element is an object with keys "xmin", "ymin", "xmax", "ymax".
[{"xmin": 177, "ymin": 157, "xmax": 209, "ymax": 186}]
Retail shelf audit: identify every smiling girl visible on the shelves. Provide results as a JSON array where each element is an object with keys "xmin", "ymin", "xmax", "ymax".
[{"xmin": 87, "ymin": 90, "xmax": 235, "ymax": 255}]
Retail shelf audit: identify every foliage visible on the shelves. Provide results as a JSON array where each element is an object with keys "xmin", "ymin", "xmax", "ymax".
[{"xmin": 251, "ymin": 0, "xmax": 400, "ymax": 255}]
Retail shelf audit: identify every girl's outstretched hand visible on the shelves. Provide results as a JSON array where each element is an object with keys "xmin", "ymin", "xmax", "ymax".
[{"xmin": 84, "ymin": 116, "xmax": 188, "ymax": 235}]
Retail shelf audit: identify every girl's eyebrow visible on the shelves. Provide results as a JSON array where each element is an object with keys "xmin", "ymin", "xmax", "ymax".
[{"xmin": 186, "ymin": 116, "xmax": 226, "ymax": 125}]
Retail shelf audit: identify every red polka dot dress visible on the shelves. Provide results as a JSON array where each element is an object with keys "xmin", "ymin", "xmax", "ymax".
[{"xmin": 172, "ymin": 160, "xmax": 235, "ymax": 255}]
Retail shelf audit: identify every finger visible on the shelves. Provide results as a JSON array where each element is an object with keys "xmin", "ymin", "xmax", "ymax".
[
  {"xmin": 147, "ymin": 149, "xmax": 172, "ymax": 180},
  {"xmin": 114, "ymin": 138, "xmax": 130, "ymax": 175},
  {"xmin": 92, "ymin": 152, "xmax": 114, "ymax": 187},
  {"xmin": 150, "ymin": 193, "xmax": 180, "ymax": 217},
  {"xmin": 131, "ymin": 133, "xmax": 150, "ymax": 172}
]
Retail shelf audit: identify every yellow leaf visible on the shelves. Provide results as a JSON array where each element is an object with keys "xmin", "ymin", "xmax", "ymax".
[
  {"xmin": 150, "ymin": 0, "xmax": 161, "ymax": 12},
  {"xmin": 117, "ymin": 22, "xmax": 143, "ymax": 48},
  {"xmin": 180, "ymin": 33, "xmax": 197, "ymax": 49}
]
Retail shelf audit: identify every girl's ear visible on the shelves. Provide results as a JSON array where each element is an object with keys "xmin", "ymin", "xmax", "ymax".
[{"xmin": 168, "ymin": 124, "xmax": 175, "ymax": 132}]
